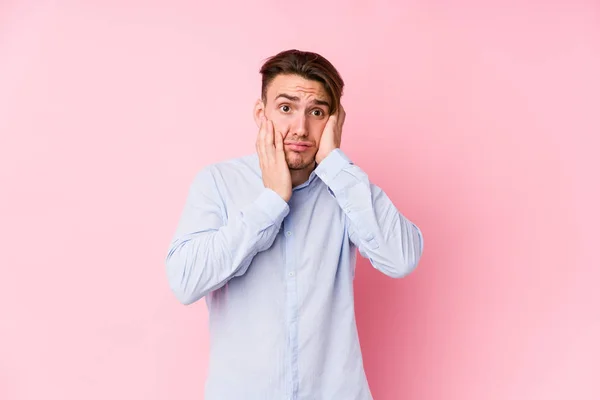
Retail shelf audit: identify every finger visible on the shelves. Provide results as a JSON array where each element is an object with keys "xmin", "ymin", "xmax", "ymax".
[
  {"xmin": 257, "ymin": 116, "xmax": 267, "ymax": 167},
  {"xmin": 257, "ymin": 115, "xmax": 266, "ymax": 142},
  {"xmin": 274, "ymin": 129, "xmax": 284, "ymax": 158},
  {"xmin": 265, "ymin": 119, "xmax": 276, "ymax": 163},
  {"xmin": 326, "ymin": 114, "xmax": 337, "ymax": 129},
  {"xmin": 338, "ymin": 110, "xmax": 345, "ymax": 146},
  {"xmin": 338, "ymin": 104, "xmax": 346, "ymax": 127},
  {"xmin": 265, "ymin": 119, "xmax": 274, "ymax": 146}
]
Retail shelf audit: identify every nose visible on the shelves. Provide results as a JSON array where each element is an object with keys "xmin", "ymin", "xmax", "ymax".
[{"xmin": 290, "ymin": 113, "xmax": 309, "ymax": 138}]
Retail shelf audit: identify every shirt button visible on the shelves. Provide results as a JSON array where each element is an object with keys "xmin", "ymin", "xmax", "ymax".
[
  {"xmin": 288, "ymin": 271, "xmax": 295, "ymax": 277},
  {"xmin": 285, "ymin": 231, "xmax": 292, "ymax": 237}
]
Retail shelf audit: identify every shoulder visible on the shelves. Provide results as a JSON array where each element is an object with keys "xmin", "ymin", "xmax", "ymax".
[
  {"xmin": 210, "ymin": 153, "xmax": 259, "ymax": 178},
  {"xmin": 193, "ymin": 153, "xmax": 260, "ymax": 188}
]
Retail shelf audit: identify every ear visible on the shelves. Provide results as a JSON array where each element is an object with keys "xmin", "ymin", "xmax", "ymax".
[{"xmin": 253, "ymin": 98, "xmax": 265, "ymax": 128}]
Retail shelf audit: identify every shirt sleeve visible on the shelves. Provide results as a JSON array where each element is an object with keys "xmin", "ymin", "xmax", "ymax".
[
  {"xmin": 314, "ymin": 149, "xmax": 424, "ymax": 278},
  {"xmin": 165, "ymin": 166, "xmax": 289, "ymax": 304}
]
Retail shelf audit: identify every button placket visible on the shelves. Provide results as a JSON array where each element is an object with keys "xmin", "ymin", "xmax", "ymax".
[{"xmin": 283, "ymin": 213, "xmax": 299, "ymax": 396}]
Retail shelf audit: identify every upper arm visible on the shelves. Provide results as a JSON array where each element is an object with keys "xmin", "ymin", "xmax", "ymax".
[{"xmin": 172, "ymin": 166, "xmax": 226, "ymax": 241}]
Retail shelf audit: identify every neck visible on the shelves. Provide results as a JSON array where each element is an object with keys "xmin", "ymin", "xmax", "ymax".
[{"xmin": 290, "ymin": 162, "xmax": 316, "ymax": 188}]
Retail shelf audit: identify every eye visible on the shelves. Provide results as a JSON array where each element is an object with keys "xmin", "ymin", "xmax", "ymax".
[
  {"xmin": 279, "ymin": 105, "xmax": 291, "ymax": 113},
  {"xmin": 311, "ymin": 109, "xmax": 324, "ymax": 117}
]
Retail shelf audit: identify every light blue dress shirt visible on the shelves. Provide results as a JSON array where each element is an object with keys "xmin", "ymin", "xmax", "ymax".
[{"xmin": 165, "ymin": 148, "xmax": 424, "ymax": 400}]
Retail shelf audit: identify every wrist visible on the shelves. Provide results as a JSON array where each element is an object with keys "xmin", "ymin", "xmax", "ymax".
[
  {"xmin": 273, "ymin": 188, "xmax": 291, "ymax": 202},
  {"xmin": 316, "ymin": 147, "xmax": 335, "ymax": 164}
]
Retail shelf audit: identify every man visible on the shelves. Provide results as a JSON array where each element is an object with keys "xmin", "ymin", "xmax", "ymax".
[{"xmin": 165, "ymin": 49, "xmax": 424, "ymax": 400}]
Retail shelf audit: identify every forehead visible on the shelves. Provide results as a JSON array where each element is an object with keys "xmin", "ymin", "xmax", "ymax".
[{"xmin": 267, "ymin": 74, "xmax": 329, "ymax": 102}]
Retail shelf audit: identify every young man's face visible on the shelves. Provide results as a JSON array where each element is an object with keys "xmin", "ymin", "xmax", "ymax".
[{"xmin": 255, "ymin": 74, "xmax": 331, "ymax": 170}]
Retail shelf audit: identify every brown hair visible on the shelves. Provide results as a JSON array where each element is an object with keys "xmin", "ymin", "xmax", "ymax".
[{"xmin": 259, "ymin": 49, "xmax": 344, "ymax": 114}]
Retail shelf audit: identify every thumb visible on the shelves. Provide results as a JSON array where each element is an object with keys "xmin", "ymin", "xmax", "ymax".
[
  {"xmin": 326, "ymin": 114, "xmax": 337, "ymax": 128},
  {"xmin": 275, "ymin": 130, "xmax": 285, "ymax": 155}
]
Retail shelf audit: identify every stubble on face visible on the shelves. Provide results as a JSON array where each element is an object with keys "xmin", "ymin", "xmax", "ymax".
[{"xmin": 284, "ymin": 148, "xmax": 315, "ymax": 170}]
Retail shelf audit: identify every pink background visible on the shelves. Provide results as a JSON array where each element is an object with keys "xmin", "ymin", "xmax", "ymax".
[{"xmin": 1, "ymin": 1, "xmax": 599, "ymax": 399}]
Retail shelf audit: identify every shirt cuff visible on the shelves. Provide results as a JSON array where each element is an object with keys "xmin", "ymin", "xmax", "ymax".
[
  {"xmin": 314, "ymin": 148, "xmax": 353, "ymax": 187},
  {"xmin": 252, "ymin": 188, "xmax": 290, "ymax": 228}
]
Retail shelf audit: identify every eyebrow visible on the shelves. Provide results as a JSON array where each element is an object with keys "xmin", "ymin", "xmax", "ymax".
[{"xmin": 274, "ymin": 93, "xmax": 331, "ymax": 109}]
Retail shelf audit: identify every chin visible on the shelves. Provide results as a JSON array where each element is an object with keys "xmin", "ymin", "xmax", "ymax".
[{"xmin": 286, "ymin": 152, "xmax": 315, "ymax": 170}]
